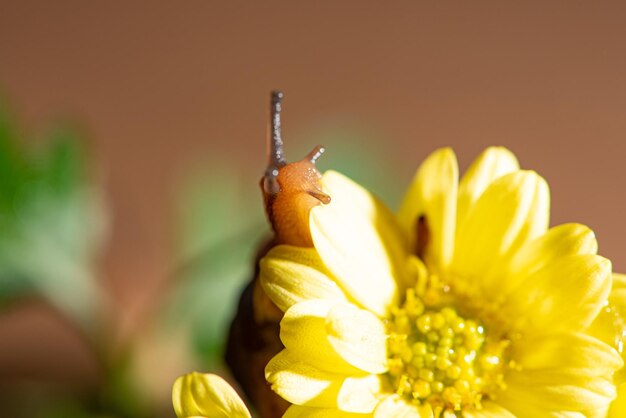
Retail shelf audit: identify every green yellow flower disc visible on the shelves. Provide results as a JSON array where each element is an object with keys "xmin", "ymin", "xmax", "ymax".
[{"xmin": 387, "ymin": 286, "xmax": 510, "ymax": 412}]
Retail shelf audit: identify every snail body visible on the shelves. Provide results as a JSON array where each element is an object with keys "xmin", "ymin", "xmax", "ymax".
[{"xmin": 226, "ymin": 91, "xmax": 328, "ymax": 418}]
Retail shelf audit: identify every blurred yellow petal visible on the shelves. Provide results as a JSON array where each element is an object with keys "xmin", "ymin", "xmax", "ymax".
[
  {"xmin": 260, "ymin": 245, "xmax": 350, "ymax": 312},
  {"xmin": 266, "ymin": 349, "xmax": 381, "ymax": 413},
  {"xmin": 398, "ymin": 147, "xmax": 458, "ymax": 273},
  {"xmin": 172, "ymin": 373, "xmax": 251, "ymax": 418},
  {"xmin": 311, "ymin": 170, "xmax": 408, "ymax": 317},
  {"xmin": 454, "ymin": 170, "xmax": 549, "ymax": 287},
  {"xmin": 457, "ymin": 146, "xmax": 519, "ymax": 228},
  {"xmin": 280, "ymin": 299, "xmax": 365, "ymax": 374},
  {"xmin": 504, "ymin": 255, "xmax": 611, "ymax": 336},
  {"xmin": 326, "ymin": 303, "xmax": 389, "ymax": 374}
]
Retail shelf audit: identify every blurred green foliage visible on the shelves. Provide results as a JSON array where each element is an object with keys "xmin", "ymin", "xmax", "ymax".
[
  {"xmin": 0, "ymin": 103, "xmax": 105, "ymax": 326},
  {"xmin": 0, "ymin": 101, "xmax": 114, "ymax": 418},
  {"xmin": 171, "ymin": 165, "xmax": 265, "ymax": 365}
]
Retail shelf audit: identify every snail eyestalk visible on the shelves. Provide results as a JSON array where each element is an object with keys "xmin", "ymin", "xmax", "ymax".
[
  {"xmin": 263, "ymin": 91, "xmax": 286, "ymax": 196},
  {"xmin": 269, "ymin": 90, "xmax": 286, "ymax": 168},
  {"xmin": 307, "ymin": 145, "xmax": 325, "ymax": 165}
]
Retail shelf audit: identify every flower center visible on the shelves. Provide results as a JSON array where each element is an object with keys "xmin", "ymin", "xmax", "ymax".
[{"xmin": 386, "ymin": 287, "xmax": 509, "ymax": 412}]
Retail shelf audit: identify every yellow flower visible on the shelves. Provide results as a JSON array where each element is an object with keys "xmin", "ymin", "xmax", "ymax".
[
  {"xmin": 260, "ymin": 147, "xmax": 625, "ymax": 417},
  {"xmin": 172, "ymin": 372, "xmax": 251, "ymax": 418}
]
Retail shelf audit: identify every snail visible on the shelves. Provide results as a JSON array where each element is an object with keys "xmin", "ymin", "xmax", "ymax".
[
  {"xmin": 262, "ymin": 91, "xmax": 330, "ymax": 247},
  {"xmin": 226, "ymin": 91, "xmax": 330, "ymax": 418}
]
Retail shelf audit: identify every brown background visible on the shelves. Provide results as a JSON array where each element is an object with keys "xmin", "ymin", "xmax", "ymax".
[{"xmin": 0, "ymin": 0, "xmax": 625, "ymax": 408}]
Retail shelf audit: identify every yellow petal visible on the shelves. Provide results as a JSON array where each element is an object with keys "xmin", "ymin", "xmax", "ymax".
[
  {"xmin": 326, "ymin": 303, "xmax": 389, "ymax": 374},
  {"xmin": 611, "ymin": 272, "xmax": 626, "ymax": 312},
  {"xmin": 500, "ymin": 223, "xmax": 598, "ymax": 295},
  {"xmin": 608, "ymin": 382, "xmax": 626, "ymax": 418},
  {"xmin": 462, "ymin": 402, "xmax": 515, "ymax": 417},
  {"xmin": 584, "ymin": 406, "xmax": 611, "ymax": 418},
  {"xmin": 453, "ymin": 170, "xmax": 549, "ymax": 288},
  {"xmin": 283, "ymin": 405, "xmax": 372, "ymax": 417},
  {"xmin": 588, "ymin": 272, "xmax": 626, "ymax": 383},
  {"xmin": 513, "ymin": 332, "xmax": 623, "ymax": 376},
  {"xmin": 398, "ymin": 147, "xmax": 458, "ymax": 274},
  {"xmin": 266, "ymin": 349, "xmax": 381, "ymax": 413},
  {"xmin": 260, "ymin": 245, "xmax": 350, "ymax": 312},
  {"xmin": 172, "ymin": 373, "xmax": 251, "ymax": 418},
  {"xmin": 457, "ymin": 146, "xmax": 519, "ymax": 229},
  {"xmin": 280, "ymin": 299, "xmax": 366, "ymax": 374},
  {"xmin": 310, "ymin": 170, "xmax": 407, "ymax": 317},
  {"xmin": 336, "ymin": 374, "xmax": 384, "ymax": 414},
  {"xmin": 498, "ymin": 388, "xmax": 588, "ymax": 418},
  {"xmin": 500, "ymin": 369, "xmax": 617, "ymax": 413},
  {"xmin": 373, "ymin": 395, "xmax": 427, "ymax": 417},
  {"xmin": 266, "ymin": 349, "xmax": 345, "ymax": 408},
  {"xmin": 504, "ymin": 254, "xmax": 611, "ymax": 336}
]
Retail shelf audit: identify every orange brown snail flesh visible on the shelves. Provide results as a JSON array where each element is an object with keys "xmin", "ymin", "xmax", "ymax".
[{"xmin": 226, "ymin": 91, "xmax": 329, "ymax": 418}]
